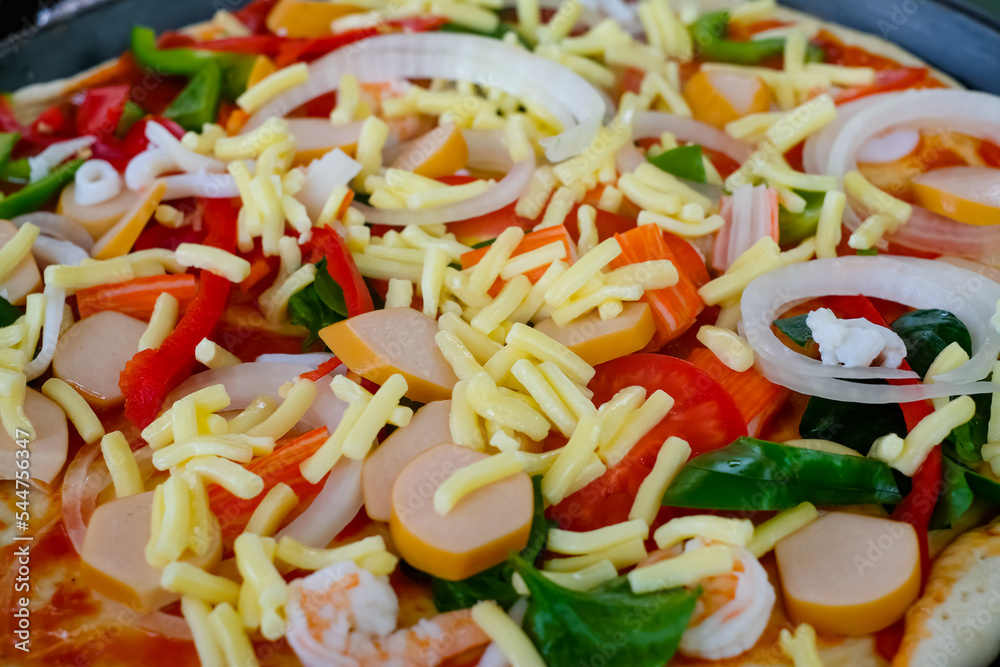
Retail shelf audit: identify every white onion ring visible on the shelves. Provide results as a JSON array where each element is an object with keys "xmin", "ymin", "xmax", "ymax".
[
  {"xmin": 244, "ymin": 33, "xmax": 608, "ymax": 162},
  {"xmin": 124, "ymin": 148, "xmax": 177, "ymax": 192},
  {"xmin": 821, "ymin": 90, "xmax": 1000, "ymax": 257},
  {"xmin": 856, "ymin": 129, "xmax": 921, "ymax": 164},
  {"xmin": 145, "ymin": 121, "xmax": 226, "ymax": 174},
  {"xmin": 31, "ymin": 236, "xmax": 90, "ymax": 268},
  {"xmin": 11, "ymin": 211, "xmax": 93, "ymax": 250},
  {"xmin": 275, "ymin": 457, "xmax": 364, "ymax": 548},
  {"xmin": 461, "ymin": 129, "xmax": 515, "ymax": 173},
  {"xmin": 740, "ymin": 256, "xmax": 1000, "ymax": 403},
  {"xmin": 353, "ymin": 154, "xmax": 535, "ymax": 227},
  {"xmin": 62, "ymin": 442, "xmax": 106, "ymax": 555},
  {"xmin": 255, "ymin": 352, "xmax": 338, "ymax": 367},
  {"xmin": 95, "ymin": 592, "xmax": 193, "ymax": 640},
  {"xmin": 28, "ymin": 135, "xmax": 96, "ymax": 182},
  {"xmin": 802, "ymin": 95, "xmax": 888, "ymax": 175},
  {"xmin": 296, "ymin": 148, "xmax": 362, "ymax": 221},
  {"xmin": 23, "ymin": 286, "xmax": 66, "ymax": 381},
  {"xmin": 632, "ymin": 112, "xmax": 754, "ymax": 164},
  {"xmin": 161, "ymin": 171, "xmax": 240, "ymax": 200},
  {"xmin": 73, "ymin": 159, "xmax": 122, "ymax": 205}
]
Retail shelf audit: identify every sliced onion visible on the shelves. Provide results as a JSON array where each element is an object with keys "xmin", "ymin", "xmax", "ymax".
[
  {"xmin": 124, "ymin": 148, "xmax": 177, "ymax": 191},
  {"xmin": 275, "ymin": 458, "xmax": 364, "ymax": 548},
  {"xmin": 23, "ymin": 286, "xmax": 66, "ymax": 381},
  {"xmin": 165, "ymin": 362, "xmax": 347, "ymax": 436},
  {"xmin": 286, "ymin": 118, "xmax": 364, "ymax": 160},
  {"xmin": 296, "ymin": 148, "xmax": 361, "ymax": 221},
  {"xmin": 96, "ymin": 592, "xmax": 193, "ymax": 641},
  {"xmin": 632, "ymin": 112, "xmax": 754, "ymax": 165},
  {"xmin": 244, "ymin": 33, "xmax": 608, "ymax": 162},
  {"xmin": 462, "ymin": 129, "xmax": 514, "ymax": 173},
  {"xmin": 255, "ymin": 352, "xmax": 338, "ymax": 367},
  {"xmin": 740, "ymin": 256, "xmax": 1000, "ymax": 403},
  {"xmin": 353, "ymin": 154, "xmax": 535, "ymax": 226},
  {"xmin": 31, "ymin": 236, "xmax": 90, "ymax": 268},
  {"xmin": 802, "ymin": 95, "xmax": 890, "ymax": 175},
  {"xmin": 821, "ymin": 90, "xmax": 1000, "ymax": 257},
  {"xmin": 162, "ymin": 171, "xmax": 240, "ymax": 200},
  {"xmin": 856, "ymin": 129, "xmax": 920, "ymax": 164},
  {"xmin": 145, "ymin": 121, "xmax": 226, "ymax": 174},
  {"xmin": 28, "ymin": 135, "xmax": 96, "ymax": 182},
  {"xmin": 11, "ymin": 211, "xmax": 93, "ymax": 250},
  {"xmin": 62, "ymin": 442, "xmax": 106, "ymax": 555},
  {"xmin": 74, "ymin": 159, "xmax": 122, "ymax": 205}
]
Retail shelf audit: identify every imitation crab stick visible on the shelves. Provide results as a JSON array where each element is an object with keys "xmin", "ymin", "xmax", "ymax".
[
  {"xmin": 362, "ymin": 400, "xmax": 454, "ymax": 522},
  {"xmin": 683, "ymin": 69, "xmax": 771, "ymax": 129},
  {"xmin": 611, "ymin": 224, "xmax": 704, "ymax": 348},
  {"xmin": 390, "ymin": 122, "xmax": 469, "ymax": 179},
  {"xmin": 460, "ymin": 224, "xmax": 576, "ymax": 297},
  {"xmin": 390, "ymin": 444, "xmax": 534, "ymax": 581},
  {"xmin": 687, "ymin": 347, "xmax": 788, "ymax": 437},
  {"xmin": 534, "ymin": 302, "xmax": 655, "ymax": 367},
  {"xmin": 76, "ymin": 274, "xmax": 199, "ymax": 320},
  {"xmin": 81, "ymin": 490, "xmax": 222, "ymax": 612},
  {"xmin": 775, "ymin": 511, "xmax": 921, "ymax": 636},
  {"xmin": 0, "ymin": 219, "xmax": 41, "ymax": 305},
  {"xmin": 53, "ymin": 311, "xmax": 148, "ymax": 408},
  {"xmin": 320, "ymin": 308, "xmax": 459, "ymax": 403},
  {"xmin": 209, "ymin": 426, "xmax": 328, "ymax": 539},
  {"xmin": 911, "ymin": 166, "xmax": 1000, "ymax": 227},
  {"xmin": 0, "ymin": 388, "xmax": 67, "ymax": 488}
]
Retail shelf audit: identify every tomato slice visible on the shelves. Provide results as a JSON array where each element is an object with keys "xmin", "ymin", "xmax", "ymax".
[{"xmin": 546, "ymin": 353, "xmax": 748, "ymax": 531}]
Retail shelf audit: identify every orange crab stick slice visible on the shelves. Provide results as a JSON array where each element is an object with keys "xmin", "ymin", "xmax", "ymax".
[
  {"xmin": 683, "ymin": 69, "xmax": 771, "ymax": 129},
  {"xmin": 911, "ymin": 166, "xmax": 1000, "ymax": 226},
  {"xmin": 390, "ymin": 444, "xmax": 534, "ymax": 581},
  {"xmin": 390, "ymin": 122, "xmax": 468, "ymax": 179},
  {"xmin": 320, "ymin": 308, "xmax": 459, "ymax": 403},
  {"xmin": 775, "ymin": 511, "xmax": 921, "ymax": 636}
]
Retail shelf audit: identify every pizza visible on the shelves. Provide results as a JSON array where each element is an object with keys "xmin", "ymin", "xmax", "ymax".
[{"xmin": 2, "ymin": 0, "xmax": 1000, "ymax": 666}]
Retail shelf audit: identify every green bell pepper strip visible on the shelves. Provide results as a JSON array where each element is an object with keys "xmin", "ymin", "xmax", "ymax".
[
  {"xmin": 0, "ymin": 158, "xmax": 83, "ymax": 219},
  {"xmin": 131, "ymin": 26, "xmax": 255, "ymax": 100},
  {"xmin": 0, "ymin": 159, "xmax": 30, "ymax": 182},
  {"xmin": 0, "ymin": 132, "xmax": 18, "ymax": 169},
  {"xmin": 690, "ymin": 11, "xmax": 826, "ymax": 65},
  {"xmin": 116, "ymin": 100, "xmax": 146, "ymax": 138},
  {"xmin": 164, "ymin": 62, "xmax": 222, "ymax": 132}
]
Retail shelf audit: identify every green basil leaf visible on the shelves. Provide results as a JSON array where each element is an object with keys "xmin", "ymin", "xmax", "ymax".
[
  {"xmin": 313, "ymin": 259, "xmax": 349, "ymax": 318},
  {"xmin": 798, "ymin": 395, "xmax": 907, "ymax": 455},
  {"xmin": 662, "ymin": 437, "xmax": 902, "ymax": 510},
  {"xmin": 930, "ymin": 454, "xmax": 975, "ymax": 529},
  {"xmin": 432, "ymin": 476, "xmax": 552, "ymax": 612},
  {"xmin": 948, "ymin": 392, "xmax": 991, "ymax": 464},
  {"xmin": 778, "ymin": 189, "xmax": 825, "ymax": 246},
  {"xmin": 890, "ymin": 309, "xmax": 972, "ymax": 378},
  {"xmin": 470, "ymin": 238, "xmax": 497, "ymax": 250},
  {"xmin": 647, "ymin": 144, "xmax": 706, "ymax": 183},
  {"xmin": 0, "ymin": 295, "xmax": 22, "ymax": 328},
  {"xmin": 512, "ymin": 554, "xmax": 698, "ymax": 667},
  {"xmin": 856, "ymin": 248, "xmax": 878, "ymax": 256},
  {"xmin": 772, "ymin": 313, "xmax": 813, "ymax": 347}
]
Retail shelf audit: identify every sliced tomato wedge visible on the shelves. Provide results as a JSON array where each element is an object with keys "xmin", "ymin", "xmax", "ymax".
[{"xmin": 546, "ymin": 353, "xmax": 747, "ymax": 531}]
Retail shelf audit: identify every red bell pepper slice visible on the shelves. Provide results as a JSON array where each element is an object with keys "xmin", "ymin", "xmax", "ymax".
[
  {"xmin": 300, "ymin": 356, "xmax": 342, "ymax": 382},
  {"xmin": 822, "ymin": 294, "xmax": 937, "ymax": 583},
  {"xmin": 76, "ymin": 85, "xmax": 131, "ymax": 138},
  {"xmin": 835, "ymin": 67, "xmax": 934, "ymax": 105},
  {"xmin": 233, "ymin": 0, "xmax": 282, "ymax": 34},
  {"xmin": 302, "ymin": 227, "xmax": 374, "ymax": 317},
  {"xmin": 546, "ymin": 354, "xmax": 747, "ymax": 531},
  {"xmin": 119, "ymin": 198, "xmax": 239, "ymax": 429}
]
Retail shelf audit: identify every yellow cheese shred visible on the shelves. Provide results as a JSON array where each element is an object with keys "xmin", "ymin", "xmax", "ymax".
[{"xmin": 434, "ymin": 451, "xmax": 524, "ymax": 514}]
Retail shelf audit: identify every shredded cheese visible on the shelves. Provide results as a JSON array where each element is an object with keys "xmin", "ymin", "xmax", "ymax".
[
  {"xmin": 627, "ymin": 544, "xmax": 735, "ymax": 594},
  {"xmin": 544, "ymin": 535, "xmax": 647, "ymax": 572},
  {"xmin": 696, "ymin": 325, "xmax": 755, "ymax": 372},
  {"xmin": 653, "ymin": 515, "xmax": 755, "ymax": 549},
  {"xmin": 843, "ymin": 170, "xmax": 913, "ymax": 224},
  {"xmin": 162, "ymin": 562, "xmax": 241, "ymax": 606},
  {"xmin": 510, "ymin": 358, "xmax": 578, "ymax": 437},
  {"xmin": 194, "ymin": 338, "xmax": 242, "ymax": 369},
  {"xmin": 506, "ymin": 323, "xmax": 596, "ymax": 386},
  {"xmin": 450, "ymin": 379, "xmax": 487, "ymax": 450},
  {"xmin": 434, "ymin": 451, "xmax": 524, "ymax": 514},
  {"xmin": 547, "ymin": 519, "xmax": 649, "ymax": 555},
  {"xmin": 246, "ymin": 378, "xmax": 318, "ymax": 440},
  {"xmin": 237, "ymin": 62, "xmax": 308, "ymax": 113},
  {"xmin": 747, "ymin": 502, "xmax": 819, "ymax": 558},
  {"xmin": 0, "ymin": 223, "xmax": 39, "ymax": 283},
  {"xmin": 599, "ymin": 389, "xmax": 674, "ymax": 467},
  {"xmin": 138, "ymin": 292, "xmax": 179, "ymax": 351},
  {"xmin": 629, "ymin": 436, "xmax": 691, "ymax": 525},
  {"xmin": 541, "ymin": 414, "xmax": 601, "ymax": 504},
  {"xmin": 436, "ymin": 330, "xmax": 486, "ymax": 381},
  {"xmin": 207, "ymin": 602, "xmax": 259, "ymax": 667},
  {"xmin": 176, "ymin": 244, "xmax": 252, "ymax": 282},
  {"xmin": 100, "ymin": 430, "xmax": 145, "ymax": 497},
  {"xmin": 184, "ymin": 455, "xmax": 264, "ymax": 499},
  {"xmin": 892, "ymin": 395, "xmax": 976, "ymax": 476},
  {"xmin": 815, "ymin": 190, "xmax": 846, "ymax": 259},
  {"xmin": 472, "ymin": 601, "xmax": 547, "ymax": 667},
  {"xmin": 342, "ymin": 374, "xmax": 408, "ymax": 459},
  {"xmin": 41, "ymin": 377, "xmax": 104, "ymax": 444},
  {"xmin": 780, "ymin": 623, "xmax": 826, "ymax": 667},
  {"xmin": 276, "ymin": 534, "xmax": 389, "ymax": 571}
]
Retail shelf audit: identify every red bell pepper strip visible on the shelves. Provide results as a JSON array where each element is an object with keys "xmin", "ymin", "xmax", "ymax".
[
  {"xmin": 233, "ymin": 0, "xmax": 282, "ymax": 34},
  {"xmin": 302, "ymin": 227, "xmax": 374, "ymax": 317},
  {"xmin": 76, "ymin": 85, "xmax": 131, "ymax": 138},
  {"xmin": 274, "ymin": 28, "xmax": 380, "ymax": 66},
  {"xmin": 300, "ymin": 357, "xmax": 342, "ymax": 382},
  {"xmin": 835, "ymin": 67, "xmax": 934, "ymax": 105},
  {"xmin": 823, "ymin": 294, "xmax": 937, "ymax": 583},
  {"xmin": 119, "ymin": 198, "xmax": 239, "ymax": 429}
]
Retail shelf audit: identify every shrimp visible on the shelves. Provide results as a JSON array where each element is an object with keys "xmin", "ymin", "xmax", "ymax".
[
  {"xmin": 677, "ymin": 540, "xmax": 776, "ymax": 661},
  {"xmin": 285, "ymin": 561, "xmax": 490, "ymax": 667}
]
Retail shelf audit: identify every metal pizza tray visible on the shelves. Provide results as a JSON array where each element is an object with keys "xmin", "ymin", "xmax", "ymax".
[{"xmin": 0, "ymin": 0, "xmax": 999, "ymax": 92}]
